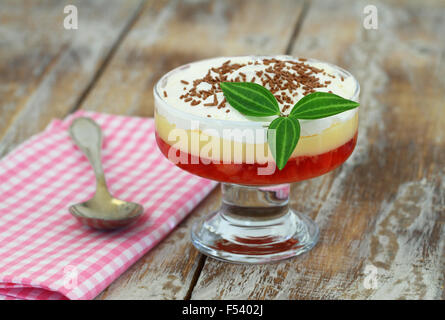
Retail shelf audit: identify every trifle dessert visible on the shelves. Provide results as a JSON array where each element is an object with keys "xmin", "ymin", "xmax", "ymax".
[{"xmin": 154, "ymin": 56, "xmax": 359, "ymax": 263}]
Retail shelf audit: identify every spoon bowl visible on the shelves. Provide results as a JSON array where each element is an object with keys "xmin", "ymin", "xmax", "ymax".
[
  {"xmin": 68, "ymin": 117, "xmax": 144, "ymax": 230},
  {"xmin": 69, "ymin": 198, "xmax": 143, "ymax": 230}
]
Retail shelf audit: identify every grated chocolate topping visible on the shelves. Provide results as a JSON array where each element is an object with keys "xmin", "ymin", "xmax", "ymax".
[{"xmin": 175, "ymin": 58, "xmax": 336, "ymax": 112}]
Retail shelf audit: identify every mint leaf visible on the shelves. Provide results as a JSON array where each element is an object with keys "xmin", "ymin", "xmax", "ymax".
[
  {"xmin": 290, "ymin": 92, "xmax": 359, "ymax": 119},
  {"xmin": 267, "ymin": 117, "xmax": 300, "ymax": 170},
  {"xmin": 220, "ymin": 82, "xmax": 280, "ymax": 117}
]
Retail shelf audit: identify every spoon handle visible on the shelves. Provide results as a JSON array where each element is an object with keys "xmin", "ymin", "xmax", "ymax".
[{"xmin": 69, "ymin": 117, "xmax": 110, "ymax": 195}]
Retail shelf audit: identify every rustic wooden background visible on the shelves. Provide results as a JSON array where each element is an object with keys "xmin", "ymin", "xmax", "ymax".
[{"xmin": 0, "ymin": 0, "xmax": 443, "ymax": 300}]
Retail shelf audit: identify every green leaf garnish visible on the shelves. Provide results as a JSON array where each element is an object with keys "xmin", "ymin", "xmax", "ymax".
[
  {"xmin": 290, "ymin": 92, "xmax": 359, "ymax": 119},
  {"xmin": 219, "ymin": 81, "xmax": 359, "ymax": 170},
  {"xmin": 267, "ymin": 117, "xmax": 300, "ymax": 170},
  {"xmin": 220, "ymin": 82, "xmax": 280, "ymax": 117}
]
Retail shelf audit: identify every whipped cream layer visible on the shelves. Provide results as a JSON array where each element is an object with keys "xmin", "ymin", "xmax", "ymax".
[{"xmin": 155, "ymin": 56, "xmax": 359, "ymax": 138}]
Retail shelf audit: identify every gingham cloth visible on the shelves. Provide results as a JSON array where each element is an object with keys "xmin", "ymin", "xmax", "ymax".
[{"xmin": 0, "ymin": 111, "xmax": 217, "ymax": 300}]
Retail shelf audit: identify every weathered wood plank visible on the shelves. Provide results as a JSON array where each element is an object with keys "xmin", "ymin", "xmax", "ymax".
[
  {"xmin": 191, "ymin": 0, "xmax": 445, "ymax": 300},
  {"xmin": 90, "ymin": 0, "xmax": 306, "ymax": 299},
  {"xmin": 0, "ymin": 0, "xmax": 144, "ymax": 157}
]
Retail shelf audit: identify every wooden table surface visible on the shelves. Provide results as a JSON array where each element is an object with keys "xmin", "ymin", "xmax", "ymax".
[{"xmin": 1, "ymin": 0, "xmax": 444, "ymax": 300}]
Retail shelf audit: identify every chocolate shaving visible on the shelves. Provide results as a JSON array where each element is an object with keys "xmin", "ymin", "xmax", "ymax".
[{"xmin": 178, "ymin": 57, "xmax": 338, "ymax": 112}]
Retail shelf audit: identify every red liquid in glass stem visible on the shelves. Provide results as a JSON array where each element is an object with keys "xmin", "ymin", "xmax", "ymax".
[{"xmin": 155, "ymin": 132, "xmax": 358, "ymax": 185}]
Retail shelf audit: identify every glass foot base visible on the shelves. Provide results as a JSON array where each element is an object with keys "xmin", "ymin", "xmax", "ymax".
[{"xmin": 191, "ymin": 209, "xmax": 319, "ymax": 264}]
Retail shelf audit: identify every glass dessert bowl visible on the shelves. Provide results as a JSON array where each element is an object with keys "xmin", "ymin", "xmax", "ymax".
[{"xmin": 154, "ymin": 56, "xmax": 359, "ymax": 263}]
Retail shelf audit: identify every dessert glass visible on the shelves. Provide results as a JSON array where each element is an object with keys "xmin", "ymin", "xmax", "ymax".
[{"xmin": 154, "ymin": 57, "xmax": 360, "ymax": 264}]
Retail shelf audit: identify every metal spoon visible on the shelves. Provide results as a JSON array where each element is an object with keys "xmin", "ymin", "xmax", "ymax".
[{"xmin": 68, "ymin": 117, "xmax": 144, "ymax": 230}]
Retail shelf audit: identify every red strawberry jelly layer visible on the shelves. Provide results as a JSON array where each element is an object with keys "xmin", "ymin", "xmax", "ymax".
[{"xmin": 155, "ymin": 132, "xmax": 357, "ymax": 185}]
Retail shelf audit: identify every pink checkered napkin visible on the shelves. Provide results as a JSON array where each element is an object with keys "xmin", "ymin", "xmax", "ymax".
[{"xmin": 0, "ymin": 111, "xmax": 217, "ymax": 300}]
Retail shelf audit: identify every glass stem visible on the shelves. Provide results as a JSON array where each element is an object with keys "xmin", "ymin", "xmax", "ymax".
[{"xmin": 220, "ymin": 183, "xmax": 290, "ymax": 221}]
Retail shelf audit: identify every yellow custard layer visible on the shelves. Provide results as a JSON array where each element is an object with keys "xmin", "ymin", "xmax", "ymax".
[{"xmin": 155, "ymin": 111, "xmax": 359, "ymax": 164}]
